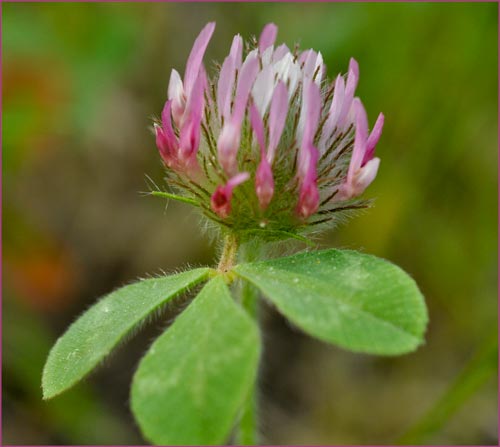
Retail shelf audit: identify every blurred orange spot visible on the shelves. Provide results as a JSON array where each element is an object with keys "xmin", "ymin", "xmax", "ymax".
[
  {"xmin": 5, "ymin": 248, "xmax": 79, "ymax": 313},
  {"xmin": 4, "ymin": 58, "xmax": 69, "ymax": 106}
]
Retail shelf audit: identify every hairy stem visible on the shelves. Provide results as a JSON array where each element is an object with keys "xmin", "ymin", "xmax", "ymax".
[
  {"xmin": 217, "ymin": 236, "xmax": 261, "ymax": 444},
  {"xmin": 217, "ymin": 233, "xmax": 238, "ymax": 273},
  {"xmin": 235, "ymin": 242, "xmax": 261, "ymax": 445}
]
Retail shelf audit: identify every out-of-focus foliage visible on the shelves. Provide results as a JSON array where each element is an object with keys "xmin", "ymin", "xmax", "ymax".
[{"xmin": 3, "ymin": 2, "xmax": 497, "ymax": 445}]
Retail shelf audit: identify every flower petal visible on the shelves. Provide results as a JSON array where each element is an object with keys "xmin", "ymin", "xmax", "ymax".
[
  {"xmin": 363, "ymin": 113, "xmax": 384, "ymax": 165},
  {"xmin": 273, "ymin": 43, "xmax": 290, "ymax": 62},
  {"xmin": 184, "ymin": 22, "xmax": 216, "ymax": 96},
  {"xmin": 217, "ymin": 119, "xmax": 240, "ymax": 175},
  {"xmin": 249, "ymin": 101, "xmax": 276, "ymax": 209},
  {"xmin": 249, "ymin": 103, "xmax": 266, "ymax": 155},
  {"xmin": 259, "ymin": 23, "xmax": 278, "ymax": 53},
  {"xmin": 356, "ymin": 157, "xmax": 380, "ymax": 193},
  {"xmin": 337, "ymin": 58, "xmax": 359, "ymax": 129},
  {"xmin": 296, "ymin": 145, "xmax": 320, "ymax": 218},
  {"xmin": 211, "ymin": 172, "xmax": 250, "ymax": 218},
  {"xmin": 227, "ymin": 171, "xmax": 250, "ymax": 189},
  {"xmin": 267, "ymin": 81, "xmax": 288, "ymax": 163},
  {"xmin": 313, "ymin": 52, "xmax": 324, "ymax": 85},
  {"xmin": 167, "ymin": 69, "xmax": 185, "ymax": 126},
  {"xmin": 255, "ymin": 157, "xmax": 274, "ymax": 210},
  {"xmin": 274, "ymin": 53, "xmax": 301, "ymax": 98},
  {"xmin": 297, "ymin": 179, "xmax": 320, "ymax": 218},
  {"xmin": 161, "ymin": 100, "xmax": 179, "ymax": 151},
  {"xmin": 232, "ymin": 53, "xmax": 260, "ymax": 124},
  {"xmin": 347, "ymin": 98, "xmax": 368, "ymax": 183},
  {"xmin": 298, "ymin": 79, "xmax": 321, "ymax": 179},
  {"xmin": 229, "ymin": 34, "xmax": 243, "ymax": 69},
  {"xmin": 217, "ymin": 55, "xmax": 236, "ymax": 120},
  {"xmin": 179, "ymin": 70, "xmax": 205, "ymax": 161},
  {"xmin": 154, "ymin": 124, "xmax": 171, "ymax": 165},
  {"xmin": 319, "ymin": 74, "xmax": 345, "ymax": 149},
  {"xmin": 304, "ymin": 79, "xmax": 321, "ymax": 144},
  {"xmin": 339, "ymin": 156, "xmax": 380, "ymax": 201},
  {"xmin": 261, "ymin": 46, "xmax": 274, "ymax": 66},
  {"xmin": 299, "ymin": 50, "xmax": 323, "ymax": 84},
  {"xmin": 298, "ymin": 49, "xmax": 311, "ymax": 67},
  {"xmin": 217, "ymin": 55, "xmax": 259, "ymax": 175},
  {"xmin": 252, "ymin": 65, "xmax": 274, "ymax": 116}
]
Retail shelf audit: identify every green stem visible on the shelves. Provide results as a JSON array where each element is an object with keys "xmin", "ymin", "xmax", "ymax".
[
  {"xmin": 217, "ymin": 234, "xmax": 238, "ymax": 274},
  {"xmin": 235, "ymin": 241, "xmax": 261, "ymax": 445}
]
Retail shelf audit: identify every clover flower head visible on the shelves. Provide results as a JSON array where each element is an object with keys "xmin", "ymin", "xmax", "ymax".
[{"xmin": 153, "ymin": 22, "xmax": 384, "ymax": 240}]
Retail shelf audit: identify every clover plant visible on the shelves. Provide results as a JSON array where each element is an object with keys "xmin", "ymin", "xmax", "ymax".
[{"xmin": 42, "ymin": 23, "xmax": 428, "ymax": 445}]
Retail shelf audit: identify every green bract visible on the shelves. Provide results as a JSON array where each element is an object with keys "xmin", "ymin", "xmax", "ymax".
[{"xmin": 42, "ymin": 248, "xmax": 427, "ymax": 445}]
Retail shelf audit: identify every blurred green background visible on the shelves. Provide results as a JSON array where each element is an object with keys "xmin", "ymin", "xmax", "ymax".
[{"xmin": 2, "ymin": 2, "xmax": 498, "ymax": 445}]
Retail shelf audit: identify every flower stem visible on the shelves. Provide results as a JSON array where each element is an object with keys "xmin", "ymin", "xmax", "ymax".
[
  {"xmin": 236, "ymin": 242, "xmax": 261, "ymax": 445},
  {"xmin": 217, "ymin": 233, "xmax": 238, "ymax": 274}
]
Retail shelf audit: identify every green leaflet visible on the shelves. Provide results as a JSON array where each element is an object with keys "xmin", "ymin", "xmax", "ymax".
[
  {"xmin": 131, "ymin": 276, "xmax": 261, "ymax": 445},
  {"xmin": 42, "ymin": 268, "xmax": 211, "ymax": 399},
  {"xmin": 234, "ymin": 249, "xmax": 428, "ymax": 355}
]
